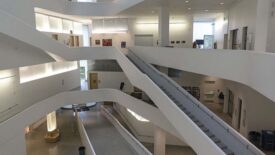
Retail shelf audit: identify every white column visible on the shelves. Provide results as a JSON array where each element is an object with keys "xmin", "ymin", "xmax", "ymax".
[
  {"xmin": 158, "ymin": 7, "xmax": 170, "ymax": 47},
  {"xmin": 154, "ymin": 126, "xmax": 166, "ymax": 155},
  {"xmin": 254, "ymin": 0, "xmax": 272, "ymax": 51},
  {"xmin": 47, "ymin": 111, "xmax": 57, "ymax": 132}
]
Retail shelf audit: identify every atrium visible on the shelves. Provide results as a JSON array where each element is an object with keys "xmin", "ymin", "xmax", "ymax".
[{"xmin": 0, "ymin": 0, "xmax": 275, "ymax": 155}]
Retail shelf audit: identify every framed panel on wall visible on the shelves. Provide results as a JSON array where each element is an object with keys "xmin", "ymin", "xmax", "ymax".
[
  {"xmin": 102, "ymin": 39, "xmax": 112, "ymax": 46},
  {"xmin": 95, "ymin": 40, "xmax": 100, "ymax": 45},
  {"xmin": 121, "ymin": 41, "xmax": 126, "ymax": 48}
]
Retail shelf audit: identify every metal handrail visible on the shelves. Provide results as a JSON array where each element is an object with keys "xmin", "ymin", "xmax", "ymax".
[
  {"xmin": 101, "ymin": 107, "xmax": 152, "ymax": 155},
  {"xmin": 127, "ymin": 50, "xmax": 264, "ymax": 155}
]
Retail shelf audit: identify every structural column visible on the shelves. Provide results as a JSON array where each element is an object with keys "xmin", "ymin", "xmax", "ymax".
[
  {"xmin": 158, "ymin": 6, "xmax": 170, "ymax": 47},
  {"xmin": 254, "ymin": 0, "xmax": 273, "ymax": 52},
  {"xmin": 45, "ymin": 111, "xmax": 60, "ymax": 143},
  {"xmin": 154, "ymin": 126, "xmax": 166, "ymax": 155}
]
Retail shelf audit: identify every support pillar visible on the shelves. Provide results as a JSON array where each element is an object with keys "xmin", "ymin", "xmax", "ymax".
[
  {"xmin": 154, "ymin": 126, "xmax": 166, "ymax": 155},
  {"xmin": 158, "ymin": 7, "xmax": 170, "ymax": 47},
  {"xmin": 254, "ymin": 0, "xmax": 273, "ymax": 52},
  {"xmin": 45, "ymin": 111, "xmax": 60, "ymax": 143}
]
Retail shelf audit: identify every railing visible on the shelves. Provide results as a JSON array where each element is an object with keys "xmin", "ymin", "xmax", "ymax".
[
  {"xmin": 101, "ymin": 106, "xmax": 152, "ymax": 155},
  {"xmin": 127, "ymin": 50, "xmax": 264, "ymax": 155},
  {"xmin": 76, "ymin": 112, "xmax": 97, "ymax": 155}
]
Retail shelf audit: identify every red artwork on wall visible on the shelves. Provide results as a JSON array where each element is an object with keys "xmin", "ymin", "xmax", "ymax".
[{"xmin": 102, "ymin": 39, "xmax": 112, "ymax": 46}]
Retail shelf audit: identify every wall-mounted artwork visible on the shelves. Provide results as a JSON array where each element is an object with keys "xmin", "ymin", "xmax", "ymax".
[
  {"xmin": 103, "ymin": 39, "xmax": 112, "ymax": 46},
  {"xmin": 181, "ymin": 41, "xmax": 186, "ymax": 44},
  {"xmin": 121, "ymin": 41, "xmax": 126, "ymax": 48},
  {"xmin": 176, "ymin": 41, "xmax": 180, "ymax": 44},
  {"xmin": 95, "ymin": 40, "xmax": 100, "ymax": 45},
  {"xmin": 171, "ymin": 41, "xmax": 175, "ymax": 44}
]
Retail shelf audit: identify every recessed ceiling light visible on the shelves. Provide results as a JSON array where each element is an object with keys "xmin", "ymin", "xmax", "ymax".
[
  {"xmin": 220, "ymin": 2, "xmax": 224, "ymax": 5},
  {"xmin": 188, "ymin": 8, "xmax": 192, "ymax": 10},
  {"xmin": 185, "ymin": 1, "xmax": 189, "ymax": 3},
  {"xmin": 205, "ymin": 9, "xmax": 209, "ymax": 12}
]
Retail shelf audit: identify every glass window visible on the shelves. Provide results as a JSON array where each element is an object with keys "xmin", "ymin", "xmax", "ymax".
[
  {"xmin": 62, "ymin": 19, "xmax": 73, "ymax": 34},
  {"xmin": 35, "ymin": 13, "xmax": 49, "ymax": 31},
  {"xmin": 73, "ymin": 22, "xmax": 83, "ymax": 35},
  {"xmin": 49, "ymin": 16, "xmax": 62, "ymax": 32}
]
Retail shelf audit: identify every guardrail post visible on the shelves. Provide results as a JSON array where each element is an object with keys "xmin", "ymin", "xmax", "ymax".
[{"xmin": 154, "ymin": 126, "xmax": 166, "ymax": 155}]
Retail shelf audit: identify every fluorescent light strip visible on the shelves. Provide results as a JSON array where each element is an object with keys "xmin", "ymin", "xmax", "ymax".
[
  {"xmin": 20, "ymin": 62, "xmax": 78, "ymax": 84},
  {"xmin": 127, "ymin": 109, "xmax": 149, "ymax": 122},
  {"xmin": 136, "ymin": 22, "xmax": 185, "ymax": 25},
  {"xmin": 0, "ymin": 76, "xmax": 14, "ymax": 80}
]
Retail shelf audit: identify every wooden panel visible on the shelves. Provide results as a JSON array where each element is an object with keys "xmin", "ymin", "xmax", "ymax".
[
  {"xmin": 52, "ymin": 34, "xmax": 58, "ymax": 40},
  {"xmin": 70, "ymin": 35, "xmax": 74, "ymax": 47},
  {"xmin": 75, "ymin": 36, "xmax": 80, "ymax": 47},
  {"xmin": 89, "ymin": 73, "xmax": 98, "ymax": 89}
]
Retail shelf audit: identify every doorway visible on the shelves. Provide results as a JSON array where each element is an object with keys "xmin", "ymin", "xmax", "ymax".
[
  {"xmin": 82, "ymin": 25, "xmax": 90, "ymax": 47},
  {"xmin": 227, "ymin": 90, "xmax": 234, "ymax": 117},
  {"xmin": 135, "ymin": 34, "xmax": 154, "ymax": 46},
  {"xmin": 89, "ymin": 73, "xmax": 98, "ymax": 89},
  {"xmin": 242, "ymin": 27, "xmax": 248, "ymax": 50},
  {"xmin": 237, "ymin": 98, "xmax": 243, "ymax": 131},
  {"xmin": 223, "ymin": 34, "xmax": 228, "ymax": 49},
  {"xmin": 52, "ymin": 34, "xmax": 58, "ymax": 41},
  {"xmin": 231, "ymin": 29, "xmax": 238, "ymax": 49}
]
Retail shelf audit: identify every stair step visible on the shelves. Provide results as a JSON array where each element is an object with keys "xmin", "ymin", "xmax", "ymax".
[
  {"xmin": 189, "ymin": 114, "xmax": 195, "ymax": 119},
  {"xmin": 206, "ymin": 132, "xmax": 215, "ymax": 138},
  {"xmin": 223, "ymin": 148, "xmax": 234, "ymax": 155},
  {"xmin": 217, "ymin": 142, "xmax": 227, "ymax": 150},
  {"xmin": 201, "ymin": 126, "xmax": 209, "ymax": 132},
  {"xmin": 211, "ymin": 137, "xmax": 221, "ymax": 143}
]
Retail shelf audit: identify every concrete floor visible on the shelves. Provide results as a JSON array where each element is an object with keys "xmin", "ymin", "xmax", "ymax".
[
  {"xmin": 203, "ymin": 102, "xmax": 232, "ymax": 126},
  {"xmin": 143, "ymin": 143, "xmax": 196, "ymax": 155},
  {"xmin": 79, "ymin": 106, "xmax": 139, "ymax": 155},
  {"xmin": 26, "ymin": 110, "xmax": 82, "ymax": 155}
]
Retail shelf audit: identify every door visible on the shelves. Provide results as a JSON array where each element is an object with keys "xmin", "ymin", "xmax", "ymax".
[
  {"xmin": 231, "ymin": 29, "xmax": 238, "ymax": 49},
  {"xmin": 52, "ymin": 34, "xmax": 58, "ymax": 40},
  {"xmin": 70, "ymin": 36, "xmax": 74, "ymax": 47},
  {"xmin": 75, "ymin": 36, "xmax": 80, "ymax": 47},
  {"xmin": 223, "ymin": 34, "xmax": 228, "ymax": 49},
  {"xmin": 89, "ymin": 73, "xmax": 98, "ymax": 89},
  {"xmin": 135, "ymin": 34, "xmax": 154, "ymax": 46},
  {"xmin": 242, "ymin": 27, "xmax": 248, "ymax": 50},
  {"xmin": 228, "ymin": 90, "xmax": 234, "ymax": 117},
  {"xmin": 237, "ymin": 98, "xmax": 243, "ymax": 131}
]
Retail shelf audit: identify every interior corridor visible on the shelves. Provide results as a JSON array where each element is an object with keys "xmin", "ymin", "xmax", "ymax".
[
  {"xmin": 25, "ymin": 110, "xmax": 82, "ymax": 155},
  {"xmin": 79, "ymin": 105, "xmax": 140, "ymax": 155}
]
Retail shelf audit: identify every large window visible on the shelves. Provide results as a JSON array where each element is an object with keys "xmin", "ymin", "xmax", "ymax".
[
  {"xmin": 193, "ymin": 22, "xmax": 214, "ymax": 42},
  {"xmin": 35, "ymin": 13, "xmax": 84, "ymax": 35}
]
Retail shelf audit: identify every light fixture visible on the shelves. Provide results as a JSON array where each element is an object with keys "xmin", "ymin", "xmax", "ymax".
[
  {"xmin": 185, "ymin": 0, "xmax": 189, "ymax": 3},
  {"xmin": 127, "ymin": 109, "xmax": 149, "ymax": 122},
  {"xmin": 205, "ymin": 9, "xmax": 209, "ymax": 12},
  {"xmin": 188, "ymin": 7, "xmax": 192, "ymax": 10},
  {"xmin": 220, "ymin": 2, "xmax": 224, "ymax": 5},
  {"xmin": 0, "ymin": 76, "xmax": 14, "ymax": 80}
]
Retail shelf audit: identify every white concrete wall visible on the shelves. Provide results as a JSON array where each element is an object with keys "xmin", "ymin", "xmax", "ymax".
[
  {"xmin": 224, "ymin": 81, "xmax": 275, "ymax": 137},
  {"xmin": 44, "ymin": 32, "xmax": 84, "ymax": 47},
  {"xmin": 0, "ymin": 0, "xmax": 35, "ymax": 26},
  {"xmin": 214, "ymin": 14, "xmax": 228, "ymax": 49},
  {"xmin": 127, "ymin": 16, "xmax": 193, "ymax": 48},
  {"xmin": 227, "ymin": 0, "xmax": 257, "ymax": 50},
  {"xmin": 0, "ymin": 65, "xmax": 80, "ymax": 122},
  {"xmin": 90, "ymin": 71, "xmax": 134, "ymax": 92},
  {"xmin": 114, "ymin": 104, "xmax": 187, "ymax": 146},
  {"xmin": 91, "ymin": 33, "xmax": 133, "ymax": 49},
  {"xmin": 0, "ymin": 89, "xmax": 182, "ymax": 155},
  {"xmin": 267, "ymin": 0, "xmax": 275, "ymax": 52},
  {"xmin": 0, "ymin": 33, "xmax": 55, "ymax": 70}
]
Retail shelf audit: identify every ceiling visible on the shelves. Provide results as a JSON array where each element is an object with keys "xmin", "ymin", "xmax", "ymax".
[{"xmin": 119, "ymin": 0, "xmax": 238, "ymax": 16}]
